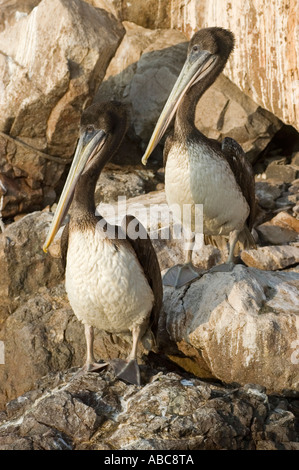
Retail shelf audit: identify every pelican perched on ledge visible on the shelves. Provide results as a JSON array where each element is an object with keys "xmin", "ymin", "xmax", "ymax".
[
  {"xmin": 142, "ymin": 27, "xmax": 256, "ymax": 288},
  {"xmin": 43, "ymin": 102, "xmax": 162, "ymax": 385}
]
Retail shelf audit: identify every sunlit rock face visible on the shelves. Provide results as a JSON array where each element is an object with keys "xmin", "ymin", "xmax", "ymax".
[
  {"xmin": 90, "ymin": 0, "xmax": 299, "ymax": 132},
  {"xmin": 171, "ymin": 1, "xmax": 299, "ymax": 133},
  {"xmin": 0, "ymin": 0, "xmax": 124, "ymax": 217}
]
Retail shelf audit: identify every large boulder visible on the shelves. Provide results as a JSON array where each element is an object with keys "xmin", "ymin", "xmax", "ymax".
[
  {"xmin": 0, "ymin": 0, "xmax": 124, "ymax": 217},
  {"xmin": 194, "ymin": 74, "xmax": 281, "ymax": 163},
  {"xmin": 162, "ymin": 265, "xmax": 299, "ymax": 394},
  {"xmin": 95, "ymin": 23, "xmax": 188, "ymax": 145}
]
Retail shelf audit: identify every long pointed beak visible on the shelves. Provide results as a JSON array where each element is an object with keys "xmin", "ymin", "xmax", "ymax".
[
  {"xmin": 141, "ymin": 50, "xmax": 216, "ymax": 165},
  {"xmin": 43, "ymin": 128, "xmax": 106, "ymax": 253}
]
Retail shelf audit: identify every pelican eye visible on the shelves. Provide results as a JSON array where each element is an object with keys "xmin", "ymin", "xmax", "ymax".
[
  {"xmin": 192, "ymin": 45, "xmax": 199, "ymax": 52},
  {"xmin": 86, "ymin": 125, "xmax": 94, "ymax": 134}
]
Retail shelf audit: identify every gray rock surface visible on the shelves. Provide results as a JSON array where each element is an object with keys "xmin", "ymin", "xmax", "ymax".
[
  {"xmin": 255, "ymin": 179, "xmax": 284, "ymax": 210},
  {"xmin": 1, "ymin": 185, "xmax": 298, "ymax": 411},
  {"xmin": 0, "ymin": 211, "xmax": 64, "ymax": 324},
  {"xmin": 94, "ymin": 164, "xmax": 162, "ymax": 204},
  {"xmin": 194, "ymin": 74, "xmax": 282, "ymax": 163},
  {"xmin": 256, "ymin": 223, "xmax": 298, "ymax": 245},
  {"xmin": 96, "ymin": 23, "xmax": 188, "ymax": 144},
  {"xmin": 0, "ymin": 369, "xmax": 298, "ymax": 450}
]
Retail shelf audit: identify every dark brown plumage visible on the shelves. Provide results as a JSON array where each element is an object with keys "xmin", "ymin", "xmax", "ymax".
[{"xmin": 121, "ymin": 215, "xmax": 163, "ymax": 340}]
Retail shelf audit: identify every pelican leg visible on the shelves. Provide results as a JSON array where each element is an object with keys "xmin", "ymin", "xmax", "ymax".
[
  {"xmin": 110, "ymin": 325, "xmax": 142, "ymax": 385},
  {"xmin": 209, "ymin": 230, "xmax": 240, "ymax": 273},
  {"xmin": 82, "ymin": 324, "xmax": 108, "ymax": 372},
  {"xmin": 227, "ymin": 229, "xmax": 240, "ymax": 264},
  {"xmin": 162, "ymin": 241, "xmax": 200, "ymax": 289}
]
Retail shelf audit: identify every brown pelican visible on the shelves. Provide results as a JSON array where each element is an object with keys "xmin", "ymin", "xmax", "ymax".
[
  {"xmin": 142, "ymin": 27, "xmax": 255, "ymax": 288},
  {"xmin": 43, "ymin": 101, "xmax": 162, "ymax": 385}
]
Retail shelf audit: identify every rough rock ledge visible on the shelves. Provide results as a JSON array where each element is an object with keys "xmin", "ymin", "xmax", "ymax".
[{"xmin": 0, "ymin": 368, "xmax": 298, "ymax": 450}]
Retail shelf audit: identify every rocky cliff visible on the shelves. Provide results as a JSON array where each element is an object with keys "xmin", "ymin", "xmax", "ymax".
[{"xmin": 0, "ymin": 0, "xmax": 298, "ymax": 450}]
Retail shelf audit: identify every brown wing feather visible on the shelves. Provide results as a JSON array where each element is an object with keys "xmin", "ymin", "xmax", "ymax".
[
  {"xmin": 220, "ymin": 137, "xmax": 256, "ymax": 231},
  {"xmin": 121, "ymin": 215, "xmax": 163, "ymax": 338}
]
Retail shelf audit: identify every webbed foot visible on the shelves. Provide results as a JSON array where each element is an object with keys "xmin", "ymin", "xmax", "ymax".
[
  {"xmin": 74, "ymin": 361, "xmax": 109, "ymax": 378},
  {"xmin": 84, "ymin": 361, "xmax": 109, "ymax": 372},
  {"xmin": 209, "ymin": 262, "xmax": 235, "ymax": 273},
  {"xmin": 163, "ymin": 263, "xmax": 200, "ymax": 288},
  {"xmin": 110, "ymin": 358, "xmax": 141, "ymax": 386}
]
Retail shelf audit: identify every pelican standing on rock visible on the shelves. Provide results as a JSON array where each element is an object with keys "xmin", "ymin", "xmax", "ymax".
[
  {"xmin": 142, "ymin": 27, "xmax": 256, "ymax": 288},
  {"xmin": 43, "ymin": 101, "xmax": 162, "ymax": 385}
]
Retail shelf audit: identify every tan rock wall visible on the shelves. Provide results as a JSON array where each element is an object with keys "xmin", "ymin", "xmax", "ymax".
[
  {"xmin": 168, "ymin": 0, "xmax": 299, "ymax": 131},
  {"xmin": 3, "ymin": 1, "xmax": 298, "ymax": 130},
  {"xmin": 89, "ymin": 0, "xmax": 299, "ymax": 130}
]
